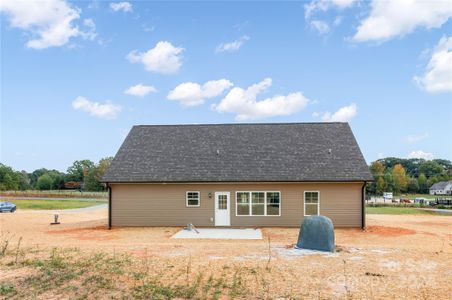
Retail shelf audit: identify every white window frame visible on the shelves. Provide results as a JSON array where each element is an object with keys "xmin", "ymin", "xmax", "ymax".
[
  {"xmin": 235, "ymin": 191, "xmax": 281, "ymax": 217},
  {"xmin": 186, "ymin": 191, "xmax": 200, "ymax": 207},
  {"xmin": 304, "ymin": 191, "xmax": 320, "ymax": 216}
]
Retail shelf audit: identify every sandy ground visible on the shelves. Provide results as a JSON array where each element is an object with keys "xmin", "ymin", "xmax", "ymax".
[
  {"xmin": 1, "ymin": 207, "xmax": 450, "ymax": 254},
  {"xmin": 1, "ymin": 208, "xmax": 451, "ymax": 299}
]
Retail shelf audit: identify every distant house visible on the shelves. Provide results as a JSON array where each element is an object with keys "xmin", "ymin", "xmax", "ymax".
[
  {"xmin": 429, "ymin": 181, "xmax": 452, "ymax": 195},
  {"xmin": 102, "ymin": 123, "xmax": 373, "ymax": 229}
]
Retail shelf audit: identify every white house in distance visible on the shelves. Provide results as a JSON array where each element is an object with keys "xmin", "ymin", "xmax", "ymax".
[{"xmin": 429, "ymin": 181, "xmax": 452, "ymax": 195}]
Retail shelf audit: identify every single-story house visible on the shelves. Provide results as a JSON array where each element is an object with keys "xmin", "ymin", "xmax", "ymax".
[
  {"xmin": 102, "ymin": 123, "xmax": 373, "ymax": 229},
  {"xmin": 429, "ymin": 181, "xmax": 452, "ymax": 195}
]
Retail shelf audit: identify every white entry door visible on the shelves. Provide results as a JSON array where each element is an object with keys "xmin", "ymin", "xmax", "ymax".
[{"xmin": 215, "ymin": 192, "xmax": 230, "ymax": 226}]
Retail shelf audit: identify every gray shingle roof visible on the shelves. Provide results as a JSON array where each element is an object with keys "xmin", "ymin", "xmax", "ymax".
[
  {"xmin": 430, "ymin": 181, "xmax": 452, "ymax": 190},
  {"xmin": 102, "ymin": 123, "xmax": 373, "ymax": 183}
]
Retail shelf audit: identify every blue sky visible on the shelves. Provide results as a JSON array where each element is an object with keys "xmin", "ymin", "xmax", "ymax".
[{"xmin": 1, "ymin": 0, "xmax": 451, "ymax": 172}]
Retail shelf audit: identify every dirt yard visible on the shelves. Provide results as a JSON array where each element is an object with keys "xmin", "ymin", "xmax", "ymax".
[{"xmin": 1, "ymin": 208, "xmax": 451, "ymax": 299}]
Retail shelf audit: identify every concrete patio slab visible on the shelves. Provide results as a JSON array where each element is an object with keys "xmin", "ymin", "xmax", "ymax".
[{"xmin": 171, "ymin": 228, "xmax": 262, "ymax": 240}]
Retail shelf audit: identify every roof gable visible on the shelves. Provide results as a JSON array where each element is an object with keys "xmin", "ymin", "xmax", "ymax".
[{"xmin": 103, "ymin": 123, "xmax": 373, "ymax": 182}]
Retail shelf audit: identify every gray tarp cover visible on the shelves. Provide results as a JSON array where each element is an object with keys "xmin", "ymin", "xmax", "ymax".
[{"xmin": 297, "ymin": 215, "xmax": 335, "ymax": 252}]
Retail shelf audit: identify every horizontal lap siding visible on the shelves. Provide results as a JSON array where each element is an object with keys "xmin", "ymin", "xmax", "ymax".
[
  {"xmin": 318, "ymin": 184, "xmax": 362, "ymax": 227},
  {"xmin": 111, "ymin": 184, "xmax": 213, "ymax": 226},
  {"xmin": 111, "ymin": 183, "xmax": 363, "ymax": 227}
]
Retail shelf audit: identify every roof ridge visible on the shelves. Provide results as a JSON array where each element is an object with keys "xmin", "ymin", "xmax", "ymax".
[{"xmin": 134, "ymin": 122, "xmax": 348, "ymax": 127}]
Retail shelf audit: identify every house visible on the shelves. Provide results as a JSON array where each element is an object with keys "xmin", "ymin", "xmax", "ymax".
[
  {"xmin": 102, "ymin": 123, "xmax": 373, "ymax": 229},
  {"xmin": 429, "ymin": 181, "xmax": 452, "ymax": 195}
]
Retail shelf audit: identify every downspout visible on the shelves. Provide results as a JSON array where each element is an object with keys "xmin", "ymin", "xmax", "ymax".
[
  {"xmin": 107, "ymin": 183, "xmax": 112, "ymax": 230},
  {"xmin": 361, "ymin": 181, "xmax": 366, "ymax": 230}
]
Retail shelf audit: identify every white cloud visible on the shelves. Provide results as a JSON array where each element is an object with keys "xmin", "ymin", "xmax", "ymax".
[
  {"xmin": 110, "ymin": 2, "xmax": 132, "ymax": 12},
  {"xmin": 404, "ymin": 133, "xmax": 429, "ymax": 143},
  {"xmin": 414, "ymin": 36, "xmax": 452, "ymax": 93},
  {"xmin": 0, "ymin": 0, "xmax": 96, "ymax": 49},
  {"xmin": 216, "ymin": 35, "xmax": 250, "ymax": 53},
  {"xmin": 212, "ymin": 78, "xmax": 310, "ymax": 121},
  {"xmin": 353, "ymin": 0, "xmax": 452, "ymax": 42},
  {"xmin": 310, "ymin": 20, "xmax": 330, "ymax": 34},
  {"xmin": 304, "ymin": 0, "xmax": 357, "ymax": 19},
  {"xmin": 407, "ymin": 150, "xmax": 434, "ymax": 160},
  {"xmin": 124, "ymin": 84, "xmax": 157, "ymax": 97},
  {"xmin": 72, "ymin": 96, "xmax": 121, "ymax": 119},
  {"xmin": 127, "ymin": 41, "xmax": 184, "ymax": 74},
  {"xmin": 80, "ymin": 18, "xmax": 96, "ymax": 41},
  {"xmin": 314, "ymin": 103, "xmax": 358, "ymax": 122},
  {"xmin": 168, "ymin": 79, "xmax": 233, "ymax": 106}
]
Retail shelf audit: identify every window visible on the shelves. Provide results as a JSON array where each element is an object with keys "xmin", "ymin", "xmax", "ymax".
[
  {"xmin": 186, "ymin": 191, "xmax": 200, "ymax": 207},
  {"xmin": 304, "ymin": 191, "xmax": 319, "ymax": 216},
  {"xmin": 218, "ymin": 194, "xmax": 227, "ymax": 210},
  {"xmin": 236, "ymin": 192, "xmax": 250, "ymax": 215},
  {"xmin": 236, "ymin": 191, "xmax": 281, "ymax": 216},
  {"xmin": 266, "ymin": 192, "xmax": 280, "ymax": 215},
  {"xmin": 252, "ymin": 192, "xmax": 265, "ymax": 215}
]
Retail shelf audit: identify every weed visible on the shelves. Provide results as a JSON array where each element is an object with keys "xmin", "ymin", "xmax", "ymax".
[
  {"xmin": 14, "ymin": 237, "xmax": 23, "ymax": 264},
  {"xmin": 229, "ymin": 268, "xmax": 247, "ymax": 298},
  {"xmin": 0, "ymin": 231, "xmax": 14, "ymax": 256},
  {"xmin": 0, "ymin": 283, "xmax": 16, "ymax": 296},
  {"xmin": 266, "ymin": 236, "xmax": 272, "ymax": 271},
  {"xmin": 83, "ymin": 274, "xmax": 113, "ymax": 289}
]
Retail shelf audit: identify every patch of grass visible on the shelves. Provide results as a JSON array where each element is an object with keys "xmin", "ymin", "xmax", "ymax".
[
  {"xmin": 402, "ymin": 194, "xmax": 436, "ymax": 200},
  {"xmin": 0, "ymin": 283, "xmax": 16, "ymax": 296},
  {"xmin": 366, "ymin": 206, "xmax": 436, "ymax": 215},
  {"xmin": 9, "ymin": 200, "xmax": 106, "ymax": 210},
  {"xmin": 0, "ymin": 190, "xmax": 107, "ymax": 199}
]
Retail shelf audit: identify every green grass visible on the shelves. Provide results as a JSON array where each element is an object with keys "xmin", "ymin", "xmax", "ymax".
[
  {"xmin": 401, "ymin": 194, "xmax": 436, "ymax": 200},
  {"xmin": 8, "ymin": 200, "xmax": 107, "ymax": 210},
  {"xmin": 366, "ymin": 206, "xmax": 436, "ymax": 215},
  {"xmin": 0, "ymin": 190, "xmax": 107, "ymax": 199}
]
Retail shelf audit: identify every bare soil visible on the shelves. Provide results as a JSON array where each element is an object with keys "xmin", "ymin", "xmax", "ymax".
[{"xmin": 1, "ymin": 209, "xmax": 451, "ymax": 299}]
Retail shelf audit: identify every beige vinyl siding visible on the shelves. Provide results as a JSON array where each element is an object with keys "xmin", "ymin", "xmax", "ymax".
[{"xmin": 110, "ymin": 182, "xmax": 363, "ymax": 227}]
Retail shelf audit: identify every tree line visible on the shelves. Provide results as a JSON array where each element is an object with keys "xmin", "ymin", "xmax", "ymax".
[
  {"xmin": 0, "ymin": 157, "xmax": 113, "ymax": 191},
  {"xmin": 367, "ymin": 157, "xmax": 452, "ymax": 195},
  {"xmin": 1, "ymin": 156, "xmax": 451, "ymax": 194}
]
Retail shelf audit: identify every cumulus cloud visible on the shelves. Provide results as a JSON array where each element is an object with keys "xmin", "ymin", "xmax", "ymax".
[
  {"xmin": 310, "ymin": 20, "xmax": 330, "ymax": 34},
  {"xmin": 124, "ymin": 84, "xmax": 157, "ymax": 97},
  {"xmin": 304, "ymin": 0, "xmax": 357, "ymax": 19},
  {"xmin": 407, "ymin": 150, "xmax": 434, "ymax": 160},
  {"xmin": 353, "ymin": 0, "xmax": 452, "ymax": 42},
  {"xmin": 168, "ymin": 79, "xmax": 233, "ymax": 106},
  {"xmin": 127, "ymin": 41, "xmax": 184, "ymax": 74},
  {"xmin": 414, "ymin": 36, "xmax": 452, "ymax": 93},
  {"xmin": 212, "ymin": 78, "xmax": 310, "ymax": 121},
  {"xmin": 215, "ymin": 36, "xmax": 249, "ymax": 53},
  {"xmin": 110, "ymin": 2, "xmax": 132, "ymax": 12},
  {"xmin": 72, "ymin": 96, "xmax": 121, "ymax": 119},
  {"xmin": 314, "ymin": 103, "xmax": 358, "ymax": 122},
  {"xmin": 0, "ymin": 0, "xmax": 96, "ymax": 49},
  {"xmin": 404, "ymin": 133, "xmax": 429, "ymax": 143}
]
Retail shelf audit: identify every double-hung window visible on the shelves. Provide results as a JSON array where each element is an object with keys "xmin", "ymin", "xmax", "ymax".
[
  {"xmin": 186, "ymin": 191, "xmax": 200, "ymax": 207},
  {"xmin": 236, "ymin": 191, "xmax": 280, "ymax": 216},
  {"xmin": 304, "ymin": 191, "xmax": 319, "ymax": 216}
]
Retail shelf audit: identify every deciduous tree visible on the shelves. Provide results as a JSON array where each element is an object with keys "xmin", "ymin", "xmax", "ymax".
[{"xmin": 392, "ymin": 164, "xmax": 408, "ymax": 194}]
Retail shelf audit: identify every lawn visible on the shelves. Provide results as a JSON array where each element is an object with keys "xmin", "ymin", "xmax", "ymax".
[
  {"xmin": 0, "ymin": 190, "xmax": 107, "ymax": 199},
  {"xmin": 8, "ymin": 199, "xmax": 107, "ymax": 210},
  {"xmin": 402, "ymin": 194, "xmax": 436, "ymax": 200},
  {"xmin": 366, "ymin": 206, "xmax": 436, "ymax": 215}
]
